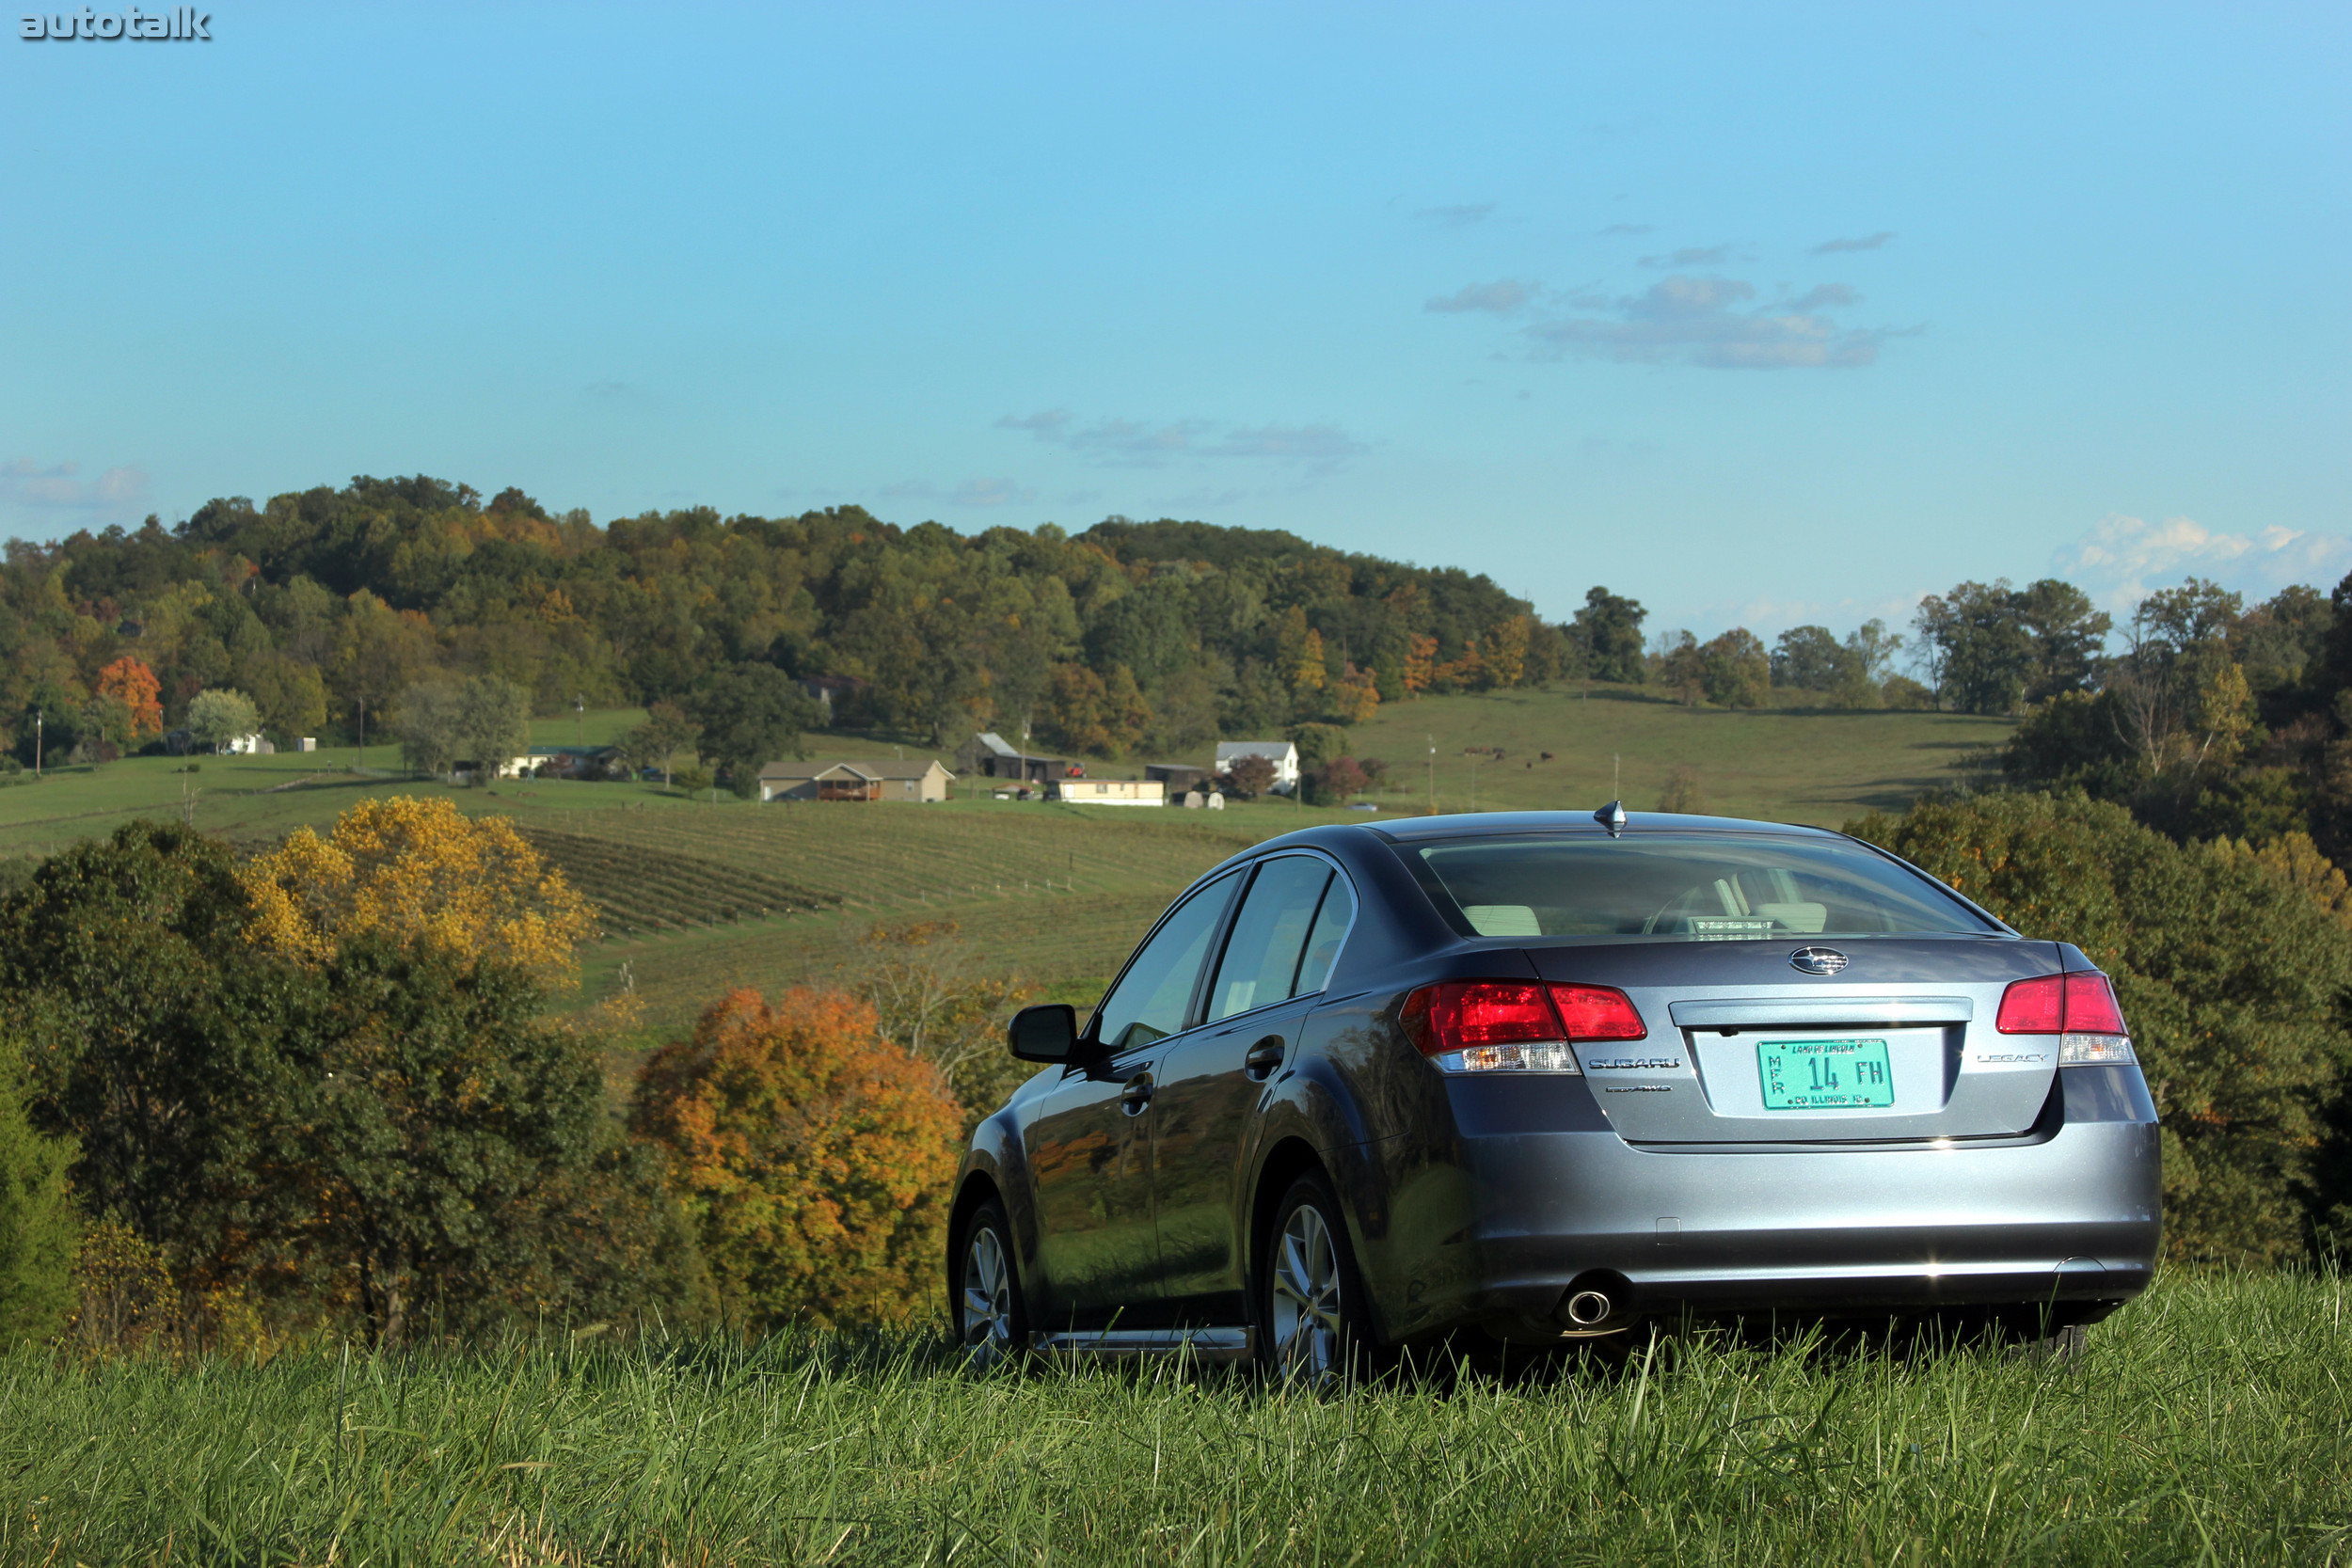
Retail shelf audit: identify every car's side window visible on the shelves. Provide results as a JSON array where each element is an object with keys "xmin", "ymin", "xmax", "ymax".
[
  {"xmin": 1092, "ymin": 870, "xmax": 1242, "ymax": 1052},
  {"xmin": 1292, "ymin": 872, "xmax": 1358, "ymax": 997},
  {"xmin": 1206, "ymin": 857, "xmax": 1334, "ymax": 1022}
]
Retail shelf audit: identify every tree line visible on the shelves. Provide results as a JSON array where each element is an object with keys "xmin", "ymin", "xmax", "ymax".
[{"xmin": 2, "ymin": 480, "xmax": 1589, "ymax": 773}]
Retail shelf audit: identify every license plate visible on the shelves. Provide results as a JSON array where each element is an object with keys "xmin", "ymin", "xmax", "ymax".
[{"xmin": 1757, "ymin": 1037, "xmax": 1894, "ymax": 1110}]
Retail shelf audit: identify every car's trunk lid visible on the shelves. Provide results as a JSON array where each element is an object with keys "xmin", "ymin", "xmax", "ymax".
[{"xmin": 1525, "ymin": 935, "xmax": 2064, "ymax": 1144}]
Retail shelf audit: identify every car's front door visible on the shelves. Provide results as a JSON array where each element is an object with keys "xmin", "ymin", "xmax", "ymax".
[
  {"xmin": 1152, "ymin": 857, "xmax": 1357, "ymax": 1312},
  {"xmin": 1023, "ymin": 868, "xmax": 1242, "ymax": 1328}
]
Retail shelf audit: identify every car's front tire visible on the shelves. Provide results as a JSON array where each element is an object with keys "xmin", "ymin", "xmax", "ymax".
[
  {"xmin": 953, "ymin": 1198, "xmax": 1028, "ymax": 1368},
  {"xmin": 1259, "ymin": 1170, "xmax": 1375, "ymax": 1385}
]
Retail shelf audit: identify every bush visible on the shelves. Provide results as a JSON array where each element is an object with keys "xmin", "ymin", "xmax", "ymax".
[
  {"xmin": 632, "ymin": 989, "xmax": 962, "ymax": 1329},
  {"xmin": 0, "ymin": 1042, "xmax": 76, "ymax": 1344},
  {"xmin": 1848, "ymin": 792, "xmax": 2352, "ymax": 1266}
]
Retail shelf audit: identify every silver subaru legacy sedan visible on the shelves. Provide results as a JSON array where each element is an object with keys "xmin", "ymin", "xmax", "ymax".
[{"xmin": 948, "ymin": 808, "xmax": 2161, "ymax": 1374}]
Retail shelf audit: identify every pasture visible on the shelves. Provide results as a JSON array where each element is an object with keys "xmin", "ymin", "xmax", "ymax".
[
  {"xmin": 1, "ymin": 1273, "xmax": 2342, "ymax": 1564},
  {"xmin": 0, "ymin": 686, "xmax": 2010, "ymax": 1043}
]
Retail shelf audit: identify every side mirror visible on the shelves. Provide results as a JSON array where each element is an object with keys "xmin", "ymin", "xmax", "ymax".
[{"xmin": 1009, "ymin": 1003, "xmax": 1081, "ymax": 1063}]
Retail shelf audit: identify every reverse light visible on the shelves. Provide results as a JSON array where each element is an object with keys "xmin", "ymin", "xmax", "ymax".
[
  {"xmin": 1400, "ymin": 981, "xmax": 1645, "ymax": 1074},
  {"xmin": 1995, "ymin": 972, "xmax": 2134, "ymax": 1063}
]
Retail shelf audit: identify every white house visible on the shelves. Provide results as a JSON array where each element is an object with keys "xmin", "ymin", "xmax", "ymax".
[
  {"xmin": 1046, "ymin": 777, "xmax": 1165, "ymax": 807},
  {"xmin": 1216, "ymin": 740, "xmax": 1299, "ymax": 795}
]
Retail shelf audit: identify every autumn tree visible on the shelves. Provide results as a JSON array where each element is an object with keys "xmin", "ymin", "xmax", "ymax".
[
  {"xmin": 244, "ymin": 796, "xmax": 595, "ymax": 987},
  {"xmin": 631, "ymin": 988, "xmax": 962, "ymax": 1328},
  {"xmin": 1224, "ymin": 753, "xmax": 1279, "ymax": 798},
  {"xmin": 96, "ymin": 657, "xmax": 164, "ymax": 741}
]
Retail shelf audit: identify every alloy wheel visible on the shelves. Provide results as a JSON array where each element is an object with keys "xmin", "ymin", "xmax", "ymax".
[
  {"xmin": 1270, "ymin": 1202, "xmax": 1344, "ymax": 1382},
  {"xmin": 961, "ymin": 1225, "xmax": 1015, "ymax": 1365}
]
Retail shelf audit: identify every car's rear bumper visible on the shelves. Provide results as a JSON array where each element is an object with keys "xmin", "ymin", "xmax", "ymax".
[{"xmin": 1352, "ymin": 1069, "xmax": 2162, "ymax": 1338}]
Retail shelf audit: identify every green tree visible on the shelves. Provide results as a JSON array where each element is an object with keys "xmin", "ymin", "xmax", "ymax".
[
  {"xmin": 620, "ymin": 699, "xmax": 702, "ymax": 790},
  {"xmin": 0, "ymin": 822, "xmax": 265, "ymax": 1277},
  {"xmin": 1849, "ymin": 792, "xmax": 2352, "ymax": 1266},
  {"xmin": 185, "ymin": 688, "xmax": 262, "ymax": 752},
  {"xmin": 1699, "ymin": 628, "xmax": 1771, "ymax": 708},
  {"xmin": 1572, "ymin": 587, "xmax": 1648, "ymax": 684},
  {"xmin": 268, "ymin": 939, "xmax": 685, "ymax": 1344},
  {"xmin": 0, "ymin": 1040, "xmax": 78, "ymax": 1344},
  {"xmin": 681, "ymin": 663, "xmax": 821, "ymax": 798},
  {"xmin": 1771, "ymin": 626, "xmax": 1848, "ymax": 691}
]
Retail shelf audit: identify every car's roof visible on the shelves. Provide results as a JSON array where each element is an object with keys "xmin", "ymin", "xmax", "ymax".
[{"xmin": 1349, "ymin": 809, "xmax": 1847, "ymax": 845}]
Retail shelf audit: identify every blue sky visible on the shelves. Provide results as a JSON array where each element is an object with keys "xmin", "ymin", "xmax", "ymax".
[{"xmin": 3, "ymin": 2, "xmax": 2345, "ymax": 640}]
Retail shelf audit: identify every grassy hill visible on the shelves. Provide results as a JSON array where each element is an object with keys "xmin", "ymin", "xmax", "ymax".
[{"xmin": 0, "ymin": 686, "xmax": 2009, "ymax": 1045}]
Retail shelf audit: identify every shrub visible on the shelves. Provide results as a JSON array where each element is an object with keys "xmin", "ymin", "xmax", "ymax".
[
  {"xmin": 632, "ymin": 989, "xmax": 962, "ymax": 1329},
  {"xmin": 0, "ymin": 1041, "xmax": 76, "ymax": 1344}
]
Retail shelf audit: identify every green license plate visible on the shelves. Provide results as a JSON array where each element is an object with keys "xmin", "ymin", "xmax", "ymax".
[{"xmin": 1757, "ymin": 1037, "xmax": 1894, "ymax": 1110}]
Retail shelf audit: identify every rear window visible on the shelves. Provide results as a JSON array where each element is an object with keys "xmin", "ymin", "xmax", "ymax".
[{"xmin": 1406, "ymin": 832, "xmax": 1994, "ymax": 941}]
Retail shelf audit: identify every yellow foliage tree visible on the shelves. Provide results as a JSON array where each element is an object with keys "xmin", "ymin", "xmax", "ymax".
[
  {"xmin": 244, "ymin": 796, "xmax": 595, "ymax": 985},
  {"xmin": 1402, "ymin": 632, "xmax": 1438, "ymax": 695},
  {"xmin": 631, "ymin": 988, "xmax": 962, "ymax": 1328}
]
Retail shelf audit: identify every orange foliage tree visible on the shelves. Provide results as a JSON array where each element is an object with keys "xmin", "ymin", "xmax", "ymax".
[
  {"xmin": 243, "ymin": 796, "xmax": 595, "ymax": 986},
  {"xmin": 95, "ymin": 656, "xmax": 164, "ymax": 739},
  {"xmin": 630, "ymin": 988, "xmax": 962, "ymax": 1329}
]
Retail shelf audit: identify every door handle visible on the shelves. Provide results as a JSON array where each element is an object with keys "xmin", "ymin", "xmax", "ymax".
[
  {"xmin": 1120, "ymin": 1073, "xmax": 1154, "ymax": 1113},
  {"xmin": 1244, "ymin": 1037, "xmax": 1287, "ymax": 1081}
]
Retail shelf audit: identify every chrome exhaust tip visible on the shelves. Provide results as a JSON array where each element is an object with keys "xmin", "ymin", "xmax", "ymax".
[{"xmin": 1564, "ymin": 1289, "xmax": 1613, "ymax": 1327}]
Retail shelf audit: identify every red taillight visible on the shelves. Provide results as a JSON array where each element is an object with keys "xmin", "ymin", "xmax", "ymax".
[
  {"xmin": 1995, "ymin": 971, "xmax": 2126, "ymax": 1035},
  {"xmin": 1400, "ymin": 981, "xmax": 1645, "ymax": 1056},
  {"xmin": 1549, "ymin": 982, "xmax": 1647, "ymax": 1041},
  {"xmin": 2062, "ymin": 973, "xmax": 2127, "ymax": 1034}
]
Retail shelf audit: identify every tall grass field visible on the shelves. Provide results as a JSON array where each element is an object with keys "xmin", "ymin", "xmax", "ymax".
[{"xmin": 4, "ymin": 1274, "xmax": 2343, "ymax": 1565}]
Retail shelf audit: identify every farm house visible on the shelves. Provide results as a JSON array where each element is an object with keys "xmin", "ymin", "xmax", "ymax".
[
  {"xmin": 1215, "ymin": 739, "xmax": 1300, "ymax": 794},
  {"xmin": 758, "ymin": 758, "xmax": 954, "ymax": 803}
]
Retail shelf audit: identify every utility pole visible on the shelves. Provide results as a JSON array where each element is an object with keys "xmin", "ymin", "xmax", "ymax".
[
  {"xmin": 575, "ymin": 693, "xmax": 585, "ymax": 748},
  {"xmin": 356, "ymin": 696, "xmax": 366, "ymax": 770},
  {"xmin": 1613, "ymin": 752, "xmax": 1620, "ymax": 800},
  {"xmin": 33, "ymin": 709, "xmax": 41, "ymax": 777},
  {"xmin": 1426, "ymin": 735, "xmax": 1436, "ymax": 816}
]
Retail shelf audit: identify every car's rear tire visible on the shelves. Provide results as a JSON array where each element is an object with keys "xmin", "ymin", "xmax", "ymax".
[
  {"xmin": 1259, "ymin": 1170, "xmax": 1376, "ymax": 1385},
  {"xmin": 952, "ymin": 1198, "xmax": 1028, "ymax": 1368}
]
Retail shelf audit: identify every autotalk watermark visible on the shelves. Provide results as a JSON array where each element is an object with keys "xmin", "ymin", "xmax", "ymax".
[{"xmin": 20, "ymin": 8, "xmax": 211, "ymax": 39}]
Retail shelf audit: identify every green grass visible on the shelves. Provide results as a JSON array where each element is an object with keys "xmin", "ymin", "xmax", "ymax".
[
  {"xmin": 4, "ymin": 1274, "xmax": 2344, "ymax": 1564},
  {"xmin": 1339, "ymin": 683, "xmax": 2012, "ymax": 825}
]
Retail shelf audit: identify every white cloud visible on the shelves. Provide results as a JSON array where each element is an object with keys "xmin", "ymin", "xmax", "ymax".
[
  {"xmin": 1521, "ymin": 274, "xmax": 1896, "ymax": 370},
  {"xmin": 1425, "ymin": 278, "xmax": 1538, "ymax": 315},
  {"xmin": 0, "ymin": 459, "xmax": 153, "ymax": 531},
  {"xmin": 2050, "ymin": 513, "xmax": 2352, "ymax": 611},
  {"xmin": 1415, "ymin": 203, "xmax": 1495, "ymax": 228},
  {"xmin": 1639, "ymin": 245, "xmax": 1733, "ymax": 269},
  {"xmin": 995, "ymin": 410, "xmax": 1367, "ymax": 471},
  {"xmin": 1813, "ymin": 231, "xmax": 1895, "ymax": 254},
  {"xmin": 877, "ymin": 476, "xmax": 1038, "ymax": 508}
]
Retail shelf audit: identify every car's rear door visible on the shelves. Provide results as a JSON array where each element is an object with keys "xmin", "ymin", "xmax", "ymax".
[
  {"xmin": 1150, "ymin": 857, "xmax": 1354, "ymax": 1312},
  {"xmin": 1023, "ymin": 868, "xmax": 1241, "ymax": 1325}
]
